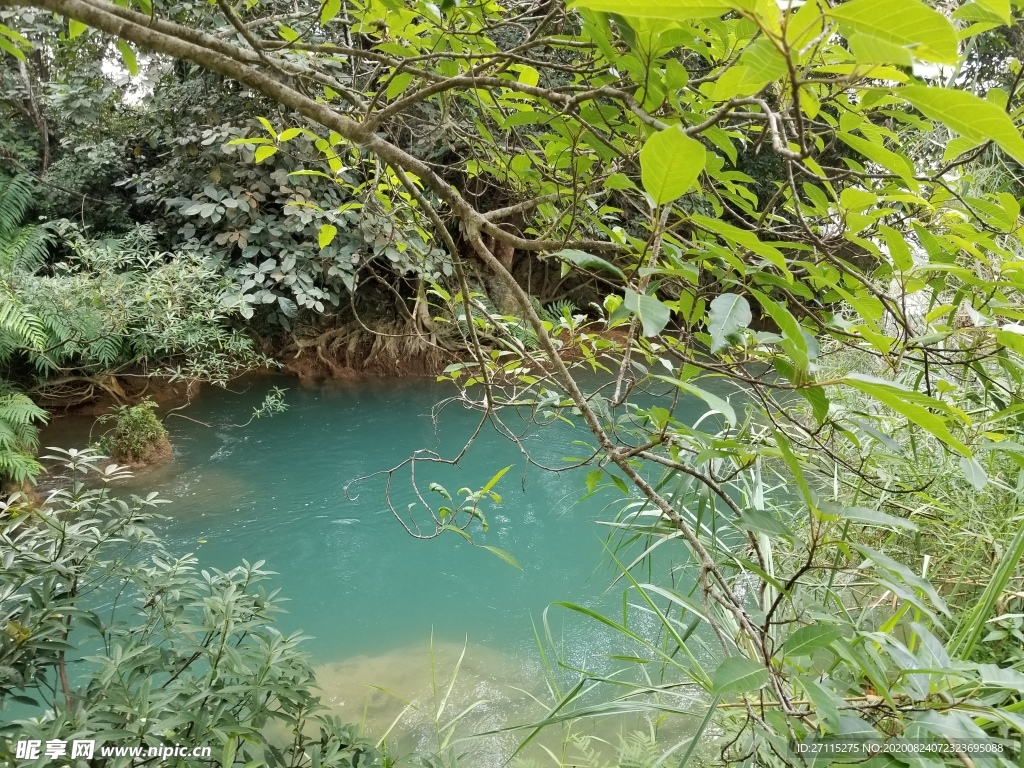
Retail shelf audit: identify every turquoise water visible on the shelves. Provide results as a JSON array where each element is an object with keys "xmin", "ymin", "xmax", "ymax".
[{"xmin": 43, "ymin": 376, "xmax": 706, "ymax": 759}]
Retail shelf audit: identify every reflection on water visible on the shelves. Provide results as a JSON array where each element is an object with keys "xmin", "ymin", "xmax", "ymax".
[{"xmin": 41, "ymin": 375, "xmax": 710, "ymax": 763}]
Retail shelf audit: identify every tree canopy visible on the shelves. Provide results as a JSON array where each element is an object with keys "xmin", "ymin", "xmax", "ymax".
[{"xmin": 3, "ymin": 0, "xmax": 1024, "ymax": 763}]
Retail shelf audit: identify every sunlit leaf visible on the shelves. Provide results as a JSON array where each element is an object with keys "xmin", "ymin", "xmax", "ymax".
[
  {"xmin": 712, "ymin": 657, "xmax": 769, "ymax": 696},
  {"xmin": 707, "ymin": 293, "xmax": 751, "ymax": 353},
  {"xmin": 639, "ymin": 125, "xmax": 706, "ymax": 205}
]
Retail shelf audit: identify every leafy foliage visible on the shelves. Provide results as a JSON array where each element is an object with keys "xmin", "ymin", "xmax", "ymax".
[
  {"xmin": 0, "ymin": 387, "xmax": 46, "ymax": 484},
  {"xmin": 0, "ymin": 448, "xmax": 386, "ymax": 768},
  {"xmin": 96, "ymin": 400, "xmax": 168, "ymax": 464},
  {"xmin": 2, "ymin": 0, "xmax": 1024, "ymax": 762}
]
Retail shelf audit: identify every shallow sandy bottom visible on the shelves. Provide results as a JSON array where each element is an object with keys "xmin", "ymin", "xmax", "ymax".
[{"xmin": 313, "ymin": 640, "xmax": 708, "ymax": 767}]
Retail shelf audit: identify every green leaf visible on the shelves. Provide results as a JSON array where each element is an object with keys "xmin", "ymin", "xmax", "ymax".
[
  {"xmin": 482, "ymin": 465, "xmax": 511, "ymax": 493},
  {"xmin": 693, "ymin": 214, "xmax": 791, "ymax": 278},
  {"xmin": 278, "ymin": 127, "xmax": 302, "ymax": 142},
  {"xmin": 837, "ymin": 133, "xmax": 917, "ymax": 191},
  {"xmin": 116, "ymin": 40, "xmax": 139, "ymax": 76},
  {"xmin": 751, "ymin": 290, "xmax": 809, "ymax": 371},
  {"xmin": 221, "ymin": 738, "xmax": 237, "ymax": 768},
  {"xmin": 818, "ymin": 501, "xmax": 918, "ymax": 530},
  {"xmin": 827, "ymin": 0, "xmax": 958, "ymax": 64},
  {"xmin": 0, "ymin": 37, "xmax": 25, "ymax": 61},
  {"xmin": 975, "ymin": 0, "xmax": 1012, "ymax": 24},
  {"xmin": 799, "ymin": 385, "xmax": 830, "ymax": 423},
  {"xmin": 68, "ymin": 19, "xmax": 88, "ymax": 39},
  {"xmin": 570, "ymin": 0, "xmax": 735, "ymax": 19},
  {"xmin": 318, "ymin": 223, "xmax": 338, "ymax": 249},
  {"xmin": 254, "ymin": 145, "xmax": 277, "ymax": 163},
  {"xmin": 553, "ymin": 249, "xmax": 624, "ymax": 278},
  {"xmin": 481, "ymin": 545, "xmax": 522, "ymax": 569},
  {"xmin": 799, "ymin": 676, "xmax": 842, "ymax": 733},
  {"xmin": 320, "ymin": 0, "xmax": 341, "ymax": 23},
  {"xmin": 959, "ymin": 455, "xmax": 988, "ymax": 491},
  {"xmin": 639, "ymin": 125, "xmax": 707, "ymax": 205},
  {"xmin": 386, "ymin": 71, "xmax": 414, "ymax": 99},
  {"xmin": 257, "ymin": 116, "xmax": 277, "ymax": 139},
  {"xmin": 848, "ymin": 32, "xmax": 913, "ymax": 66},
  {"xmin": 843, "ymin": 373, "xmax": 970, "ymax": 455},
  {"xmin": 783, "ymin": 624, "xmax": 845, "ymax": 657},
  {"xmin": 651, "ymin": 376, "xmax": 736, "ymax": 426},
  {"xmin": 712, "ymin": 656, "xmax": 769, "ymax": 696},
  {"xmin": 707, "ymin": 293, "xmax": 751, "ymax": 353},
  {"xmin": 624, "ymin": 289, "xmax": 671, "ymax": 337},
  {"xmin": 735, "ymin": 508, "xmax": 793, "ymax": 538},
  {"xmin": 902, "ymin": 85, "xmax": 1024, "ymax": 166}
]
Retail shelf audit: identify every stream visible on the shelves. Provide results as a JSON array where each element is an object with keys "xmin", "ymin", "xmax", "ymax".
[{"xmin": 41, "ymin": 375, "xmax": 708, "ymax": 763}]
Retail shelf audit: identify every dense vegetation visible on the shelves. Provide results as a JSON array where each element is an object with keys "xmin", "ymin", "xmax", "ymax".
[{"xmin": 2, "ymin": 0, "xmax": 1024, "ymax": 765}]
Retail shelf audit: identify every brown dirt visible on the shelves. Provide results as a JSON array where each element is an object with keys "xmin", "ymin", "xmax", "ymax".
[
  {"xmin": 1, "ymin": 479, "xmax": 43, "ymax": 507},
  {"xmin": 110, "ymin": 433, "xmax": 174, "ymax": 468}
]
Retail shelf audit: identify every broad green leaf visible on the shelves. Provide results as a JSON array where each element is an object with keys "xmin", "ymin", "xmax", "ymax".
[
  {"xmin": 737, "ymin": 38, "xmax": 788, "ymax": 83},
  {"xmin": 712, "ymin": 656, "xmax": 769, "ymax": 696},
  {"xmin": 386, "ymin": 71, "xmax": 414, "ymax": 99},
  {"xmin": 570, "ymin": 0, "xmax": 735, "ymax": 19},
  {"xmin": 959, "ymin": 455, "xmax": 988, "ymax": 491},
  {"xmin": 799, "ymin": 676, "xmax": 841, "ymax": 733},
  {"xmin": 68, "ymin": 19, "xmax": 88, "ymax": 39},
  {"xmin": 827, "ymin": 0, "xmax": 958, "ymax": 64},
  {"xmin": 320, "ymin": 0, "xmax": 341, "ymax": 23},
  {"xmin": 639, "ymin": 125, "xmax": 707, "ymax": 205},
  {"xmin": 624, "ymin": 289, "xmax": 672, "ymax": 337},
  {"xmin": 254, "ymin": 145, "xmax": 277, "ymax": 163},
  {"xmin": 318, "ymin": 223, "xmax": 338, "ymax": 249},
  {"xmin": 693, "ymin": 216, "xmax": 790, "ymax": 278},
  {"xmin": 837, "ymin": 133, "xmax": 918, "ymax": 191},
  {"xmin": 903, "ymin": 85, "xmax": 1024, "ymax": 165},
  {"xmin": 553, "ymin": 249, "xmax": 624, "ymax": 278},
  {"xmin": 0, "ymin": 37, "xmax": 26, "ymax": 61},
  {"xmin": 848, "ymin": 32, "xmax": 913, "ymax": 66},
  {"xmin": 735, "ymin": 508, "xmax": 793, "ymax": 538},
  {"xmin": 221, "ymin": 739, "xmax": 237, "ymax": 768},
  {"xmin": 278, "ymin": 127, "xmax": 303, "ymax": 142},
  {"xmin": 843, "ymin": 373, "xmax": 970, "ymax": 455},
  {"xmin": 879, "ymin": 225, "xmax": 913, "ymax": 271},
  {"xmin": 707, "ymin": 293, "xmax": 751, "ymax": 353},
  {"xmin": 975, "ymin": 0, "xmax": 1012, "ymax": 24},
  {"xmin": 783, "ymin": 624, "xmax": 845, "ymax": 657},
  {"xmin": 953, "ymin": 0, "xmax": 1012, "ymax": 25},
  {"xmin": 116, "ymin": 40, "xmax": 139, "ymax": 77},
  {"xmin": 751, "ymin": 290, "xmax": 808, "ymax": 371},
  {"xmin": 799, "ymin": 385, "xmax": 830, "ymax": 423},
  {"xmin": 257, "ymin": 116, "xmax": 277, "ymax": 139}
]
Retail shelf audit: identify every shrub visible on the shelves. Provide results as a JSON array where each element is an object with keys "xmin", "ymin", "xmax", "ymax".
[{"xmin": 96, "ymin": 400, "xmax": 170, "ymax": 465}]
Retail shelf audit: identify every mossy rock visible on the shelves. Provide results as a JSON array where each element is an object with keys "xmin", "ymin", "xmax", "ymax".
[{"xmin": 97, "ymin": 400, "xmax": 173, "ymax": 467}]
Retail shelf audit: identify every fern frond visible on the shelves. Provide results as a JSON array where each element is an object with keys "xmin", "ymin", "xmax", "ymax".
[
  {"xmin": 0, "ymin": 284, "xmax": 48, "ymax": 352},
  {"xmin": 0, "ymin": 394, "xmax": 47, "ymax": 430},
  {"xmin": 0, "ymin": 448, "xmax": 42, "ymax": 484},
  {"xmin": 0, "ymin": 223, "xmax": 53, "ymax": 272},
  {"xmin": 0, "ymin": 388, "xmax": 46, "ymax": 484},
  {"xmin": 0, "ymin": 174, "xmax": 36, "ymax": 243}
]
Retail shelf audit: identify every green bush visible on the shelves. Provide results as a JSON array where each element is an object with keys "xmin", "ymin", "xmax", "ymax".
[
  {"xmin": 96, "ymin": 400, "xmax": 169, "ymax": 464},
  {"xmin": 0, "ymin": 448, "xmax": 386, "ymax": 768}
]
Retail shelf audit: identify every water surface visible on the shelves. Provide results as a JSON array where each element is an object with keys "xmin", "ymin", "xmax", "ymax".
[{"xmin": 43, "ymin": 375, "xmax": 707, "ymax": 760}]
